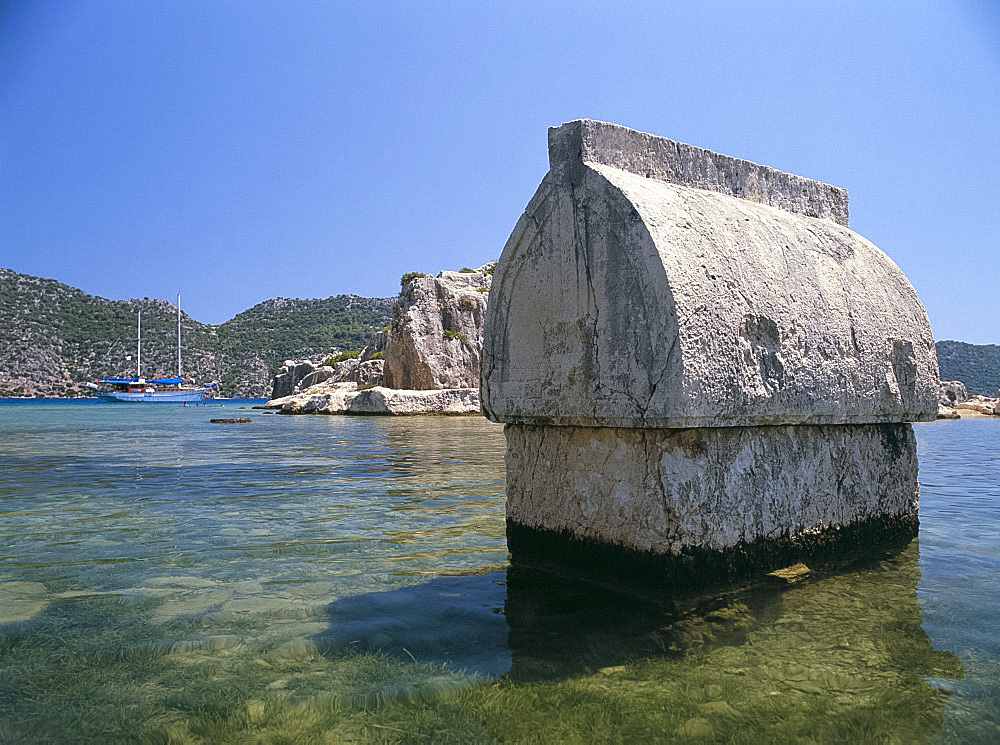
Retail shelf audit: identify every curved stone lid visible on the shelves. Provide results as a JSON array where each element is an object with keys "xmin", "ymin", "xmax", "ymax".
[{"xmin": 481, "ymin": 120, "xmax": 939, "ymax": 427}]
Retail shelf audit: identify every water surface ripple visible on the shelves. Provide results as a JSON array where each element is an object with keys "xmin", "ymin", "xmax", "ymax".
[{"xmin": 0, "ymin": 401, "xmax": 997, "ymax": 743}]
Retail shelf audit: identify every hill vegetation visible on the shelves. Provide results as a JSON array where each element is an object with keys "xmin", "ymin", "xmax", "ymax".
[
  {"xmin": 936, "ymin": 340, "xmax": 1000, "ymax": 396},
  {"xmin": 7, "ymin": 268, "xmax": 998, "ymax": 400},
  {"xmin": 0, "ymin": 268, "xmax": 392, "ymax": 398}
]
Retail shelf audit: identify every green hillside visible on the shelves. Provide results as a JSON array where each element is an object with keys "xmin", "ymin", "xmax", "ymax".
[
  {"xmin": 0, "ymin": 268, "xmax": 392, "ymax": 398},
  {"xmin": 935, "ymin": 340, "xmax": 1000, "ymax": 396}
]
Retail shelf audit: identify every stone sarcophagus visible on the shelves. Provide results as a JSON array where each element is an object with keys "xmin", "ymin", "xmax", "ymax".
[{"xmin": 482, "ymin": 120, "xmax": 938, "ymax": 585}]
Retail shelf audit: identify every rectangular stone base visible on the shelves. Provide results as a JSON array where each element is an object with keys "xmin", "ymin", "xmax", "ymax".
[{"xmin": 505, "ymin": 423, "xmax": 919, "ymax": 586}]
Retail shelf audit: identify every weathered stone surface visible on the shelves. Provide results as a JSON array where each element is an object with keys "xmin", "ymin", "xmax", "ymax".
[
  {"xmin": 383, "ymin": 269, "xmax": 491, "ymax": 390},
  {"xmin": 323, "ymin": 357, "xmax": 385, "ymax": 387},
  {"xmin": 269, "ymin": 384, "xmax": 479, "ymax": 416},
  {"xmin": 938, "ymin": 380, "xmax": 969, "ymax": 407},
  {"xmin": 936, "ymin": 405, "xmax": 961, "ymax": 420},
  {"xmin": 273, "ymin": 355, "xmax": 388, "ymax": 397},
  {"xmin": 354, "ymin": 359, "xmax": 385, "ymax": 387},
  {"xmin": 504, "ymin": 423, "xmax": 918, "ymax": 557},
  {"xmin": 271, "ymin": 359, "xmax": 325, "ymax": 399},
  {"xmin": 297, "ymin": 365, "xmax": 336, "ymax": 391},
  {"xmin": 359, "ymin": 329, "xmax": 389, "ymax": 361},
  {"xmin": 549, "ymin": 119, "xmax": 851, "ymax": 226},
  {"xmin": 482, "ymin": 119, "xmax": 938, "ymax": 428},
  {"xmin": 485, "ymin": 121, "xmax": 939, "ymax": 583},
  {"xmin": 954, "ymin": 395, "xmax": 999, "ymax": 415}
]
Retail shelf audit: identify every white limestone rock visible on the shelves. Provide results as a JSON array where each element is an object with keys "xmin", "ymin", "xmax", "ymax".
[
  {"xmin": 482, "ymin": 119, "xmax": 938, "ymax": 428},
  {"xmin": 359, "ymin": 329, "xmax": 389, "ymax": 361},
  {"xmin": 505, "ymin": 422, "xmax": 918, "ymax": 556},
  {"xmin": 273, "ymin": 384, "xmax": 479, "ymax": 416},
  {"xmin": 954, "ymin": 395, "xmax": 999, "ymax": 415},
  {"xmin": 354, "ymin": 359, "xmax": 385, "ymax": 387},
  {"xmin": 324, "ymin": 357, "xmax": 385, "ymax": 387},
  {"xmin": 266, "ymin": 381, "xmax": 357, "ymax": 412},
  {"xmin": 383, "ymin": 270, "xmax": 491, "ymax": 390},
  {"xmin": 271, "ymin": 359, "xmax": 327, "ymax": 399},
  {"xmin": 297, "ymin": 365, "xmax": 336, "ymax": 391},
  {"xmin": 938, "ymin": 380, "xmax": 969, "ymax": 407}
]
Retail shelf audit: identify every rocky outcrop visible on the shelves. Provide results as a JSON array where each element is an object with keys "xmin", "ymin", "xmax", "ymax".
[
  {"xmin": 347, "ymin": 359, "xmax": 385, "ymax": 386},
  {"xmin": 264, "ymin": 263, "xmax": 494, "ymax": 415},
  {"xmin": 939, "ymin": 380, "xmax": 969, "ymax": 407},
  {"xmin": 935, "ymin": 380, "xmax": 1000, "ymax": 418},
  {"xmin": 273, "ymin": 355, "xmax": 388, "ymax": 398},
  {"xmin": 360, "ymin": 329, "xmax": 389, "ymax": 361},
  {"xmin": 297, "ymin": 365, "xmax": 336, "ymax": 391},
  {"xmin": 271, "ymin": 359, "xmax": 326, "ymax": 399},
  {"xmin": 382, "ymin": 267, "xmax": 492, "ymax": 390},
  {"xmin": 484, "ymin": 120, "xmax": 938, "ymax": 585},
  {"xmin": 324, "ymin": 358, "xmax": 385, "ymax": 387},
  {"xmin": 954, "ymin": 394, "xmax": 1000, "ymax": 416},
  {"xmin": 266, "ymin": 382, "xmax": 479, "ymax": 416}
]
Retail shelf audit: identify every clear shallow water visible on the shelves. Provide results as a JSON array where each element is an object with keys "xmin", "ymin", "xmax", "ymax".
[{"xmin": 0, "ymin": 402, "xmax": 997, "ymax": 743}]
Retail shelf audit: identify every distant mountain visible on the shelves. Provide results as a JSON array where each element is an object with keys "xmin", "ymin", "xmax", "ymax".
[
  {"xmin": 0, "ymin": 268, "xmax": 393, "ymax": 398},
  {"xmin": 936, "ymin": 340, "xmax": 1000, "ymax": 396}
]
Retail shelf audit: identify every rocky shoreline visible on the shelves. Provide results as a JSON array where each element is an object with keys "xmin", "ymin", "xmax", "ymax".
[
  {"xmin": 264, "ymin": 382, "xmax": 479, "ymax": 416},
  {"xmin": 937, "ymin": 380, "xmax": 1000, "ymax": 419},
  {"xmin": 262, "ymin": 263, "xmax": 494, "ymax": 416}
]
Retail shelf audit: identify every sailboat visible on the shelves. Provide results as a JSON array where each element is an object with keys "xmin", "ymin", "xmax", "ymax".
[{"xmin": 93, "ymin": 294, "xmax": 218, "ymax": 403}]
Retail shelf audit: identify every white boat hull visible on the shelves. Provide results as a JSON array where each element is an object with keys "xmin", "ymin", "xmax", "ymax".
[{"xmin": 96, "ymin": 389, "xmax": 207, "ymax": 403}]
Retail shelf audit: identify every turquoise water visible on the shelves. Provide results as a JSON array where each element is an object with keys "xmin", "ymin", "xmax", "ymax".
[{"xmin": 0, "ymin": 401, "xmax": 997, "ymax": 743}]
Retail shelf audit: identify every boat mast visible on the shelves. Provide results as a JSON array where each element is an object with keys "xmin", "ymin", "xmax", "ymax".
[
  {"xmin": 137, "ymin": 309, "xmax": 142, "ymax": 378},
  {"xmin": 177, "ymin": 293, "xmax": 182, "ymax": 378}
]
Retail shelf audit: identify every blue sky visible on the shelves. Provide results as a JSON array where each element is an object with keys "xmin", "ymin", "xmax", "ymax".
[{"xmin": 2, "ymin": 1, "xmax": 998, "ymax": 342}]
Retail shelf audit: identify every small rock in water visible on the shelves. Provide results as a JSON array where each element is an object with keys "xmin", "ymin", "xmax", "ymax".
[
  {"xmin": 210, "ymin": 418, "xmax": 252, "ymax": 424},
  {"xmin": 698, "ymin": 700, "xmax": 738, "ymax": 718},
  {"xmin": 677, "ymin": 717, "xmax": 714, "ymax": 738},
  {"xmin": 767, "ymin": 563, "xmax": 811, "ymax": 584},
  {"xmin": 245, "ymin": 700, "xmax": 266, "ymax": 723}
]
